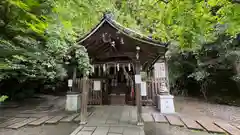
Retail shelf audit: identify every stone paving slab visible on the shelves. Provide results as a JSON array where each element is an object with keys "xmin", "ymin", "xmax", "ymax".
[
  {"xmin": 82, "ymin": 126, "xmax": 96, "ymax": 131},
  {"xmin": 70, "ymin": 126, "xmax": 83, "ymax": 135},
  {"xmin": 215, "ymin": 121, "xmax": 240, "ymax": 135},
  {"xmin": 180, "ymin": 117, "xmax": 203, "ymax": 130},
  {"xmin": 0, "ymin": 118, "xmax": 26, "ymax": 128},
  {"xmin": 106, "ymin": 119, "xmax": 119, "ymax": 124},
  {"xmin": 123, "ymin": 127, "xmax": 144, "ymax": 135},
  {"xmin": 92, "ymin": 127, "xmax": 109, "ymax": 135},
  {"xmin": 28, "ymin": 116, "xmax": 53, "ymax": 126},
  {"xmin": 76, "ymin": 131, "xmax": 93, "ymax": 135},
  {"xmin": 234, "ymin": 124, "xmax": 240, "ymax": 130},
  {"xmin": 73, "ymin": 115, "xmax": 81, "ymax": 122},
  {"xmin": 197, "ymin": 119, "xmax": 225, "ymax": 133},
  {"xmin": 141, "ymin": 113, "xmax": 154, "ymax": 122},
  {"xmin": 61, "ymin": 114, "xmax": 79, "ymax": 122},
  {"xmin": 7, "ymin": 118, "xmax": 37, "ymax": 129},
  {"xmin": 15, "ymin": 113, "xmax": 48, "ymax": 118},
  {"xmin": 109, "ymin": 127, "xmax": 124, "ymax": 134},
  {"xmin": 152, "ymin": 114, "xmax": 168, "ymax": 123},
  {"xmin": 165, "ymin": 115, "xmax": 184, "ymax": 127},
  {"xmin": 45, "ymin": 115, "xmax": 64, "ymax": 124}
]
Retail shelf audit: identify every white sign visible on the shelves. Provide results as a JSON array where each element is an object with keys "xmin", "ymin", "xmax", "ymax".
[
  {"xmin": 141, "ymin": 81, "xmax": 147, "ymax": 96},
  {"xmin": 154, "ymin": 63, "xmax": 166, "ymax": 78},
  {"xmin": 68, "ymin": 79, "xmax": 73, "ymax": 87},
  {"xmin": 159, "ymin": 63, "xmax": 166, "ymax": 78},
  {"xmin": 93, "ymin": 81, "xmax": 101, "ymax": 91},
  {"xmin": 135, "ymin": 75, "xmax": 141, "ymax": 84}
]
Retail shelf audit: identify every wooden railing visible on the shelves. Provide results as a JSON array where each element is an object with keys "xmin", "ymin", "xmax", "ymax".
[
  {"xmin": 75, "ymin": 78, "xmax": 102, "ymax": 105},
  {"xmin": 142, "ymin": 78, "xmax": 165, "ymax": 106}
]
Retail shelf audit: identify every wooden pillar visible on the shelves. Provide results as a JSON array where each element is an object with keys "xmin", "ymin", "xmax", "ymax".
[
  {"xmin": 80, "ymin": 75, "xmax": 88, "ymax": 125},
  {"xmin": 135, "ymin": 46, "xmax": 143, "ymax": 125},
  {"xmin": 164, "ymin": 56, "xmax": 170, "ymax": 93}
]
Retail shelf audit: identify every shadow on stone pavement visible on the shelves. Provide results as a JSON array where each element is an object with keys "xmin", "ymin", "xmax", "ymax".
[{"xmin": 144, "ymin": 123, "xmax": 223, "ymax": 135}]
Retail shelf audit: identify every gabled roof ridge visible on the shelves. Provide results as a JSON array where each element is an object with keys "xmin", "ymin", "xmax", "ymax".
[{"xmin": 78, "ymin": 13, "xmax": 168, "ymax": 47}]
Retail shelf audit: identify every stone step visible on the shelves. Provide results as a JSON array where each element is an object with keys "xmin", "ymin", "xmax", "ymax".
[
  {"xmin": 61, "ymin": 114, "xmax": 79, "ymax": 122},
  {"xmin": 0, "ymin": 118, "xmax": 26, "ymax": 128},
  {"xmin": 180, "ymin": 117, "xmax": 203, "ymax": 130},
  {"xmin": 45, "ymin": 116, "xmax": 64, "ymax": 124},
  {"xmin": 152, "ymin": 114, "xmax": 168, "ymax": 123},
  {"xmin": 28, "ymin": 116, "xmax": 53, "ymax": 126},
  {"xmin": 8, "ymin": 118, "xmax": 37, "ymax": 129},
  {"xmin": 197, "ymin": 120, "xmax": 225, "ymax": 133},
  {"xmin": 215, "ymin": 122, "xmax": 240, "ymax": 135},
  {"xmin": 165, "ymin": 115, "xmax": 184, "ymax": 127}
]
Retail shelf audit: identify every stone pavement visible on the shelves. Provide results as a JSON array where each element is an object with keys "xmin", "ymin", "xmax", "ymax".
[{"xmin": 1, "ymin": 96, "xmax": 240, "ymax": 135}]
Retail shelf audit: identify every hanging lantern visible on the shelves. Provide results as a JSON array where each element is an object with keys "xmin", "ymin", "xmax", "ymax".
[{"xmin": 128, "ymin": 63, "xmax": 131, "ymax": 71}]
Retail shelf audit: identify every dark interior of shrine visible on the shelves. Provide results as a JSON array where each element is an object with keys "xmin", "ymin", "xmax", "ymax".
[{"xmin": 90, "ymin": 65, "xmax": 135, "ymax": 105}]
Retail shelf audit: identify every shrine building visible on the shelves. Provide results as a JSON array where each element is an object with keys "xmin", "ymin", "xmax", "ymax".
[{"xmin": 65, "ymin": 13, "xmax": 175, "ymax": 125}]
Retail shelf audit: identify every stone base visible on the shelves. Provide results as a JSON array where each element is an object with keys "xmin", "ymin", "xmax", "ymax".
[
  {"xmin": 65, "ymin": 92, "xmax": 81, "ymax": 112},
  {"xmin": 137, "ymin": 122, "xmax": 144, "ymax": 126},
  {"xmin": 157, "ymin": 95, "xmax": 175, "ymax": 113}
]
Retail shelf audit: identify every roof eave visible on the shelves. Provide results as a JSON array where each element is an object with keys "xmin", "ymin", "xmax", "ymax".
[{"xmin": 77, "ymin": 15, "xmax": 168, "ymax": 48}]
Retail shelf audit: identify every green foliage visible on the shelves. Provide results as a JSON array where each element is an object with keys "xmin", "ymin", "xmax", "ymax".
[
  {"xmin": 0, "ymin": 95, "xmax": 8, "ymax": 102},
  {"xmin": 0, "ymin": 0, "xmax": 240, "ymax": 104}
]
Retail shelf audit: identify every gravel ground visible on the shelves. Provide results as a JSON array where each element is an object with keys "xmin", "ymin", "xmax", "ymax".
[{"xmin": 175, "ymin": 96, "xmax": 240, "ymax": 124}]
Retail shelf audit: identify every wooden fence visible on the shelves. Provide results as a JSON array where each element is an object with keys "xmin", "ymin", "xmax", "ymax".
[
  {"xmin": 75, "ymin": 78, "xmax": 165, "ymax": 106},
  {"xmin": 142, "ymin": 78, "xmax": 165, "ymax": 106},
  {"xmin": 75, "ymin": 78, "xmax": 102, "ymax": 105}
]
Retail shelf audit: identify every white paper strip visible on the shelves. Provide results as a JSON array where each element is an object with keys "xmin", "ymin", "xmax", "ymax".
[
  {"xmin": 93, "ymin": 81, "xmax": 101, "ymax": 91},
  {"xmin": 141, "ymin": 81, "xmax": 147, "ymax": 96},
  {"xmin": 135, "ymin": 75, "xmax": 141, "ymax": 84},
  {"xmin": 68, "ymin": 79, "xmax": 73, "ymax": 87}
]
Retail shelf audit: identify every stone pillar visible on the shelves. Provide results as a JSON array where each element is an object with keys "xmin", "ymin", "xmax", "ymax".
[
  {"xmin": 65, "ymin": 75, "xmax": 81, "ymax": 112},
  {"xmin": 65, "ymin": 92, "xmax": 81, "ymax": 112},
  {"xmin": 154, "ymin": 59, "xmax": 175, "ymax": 114}
]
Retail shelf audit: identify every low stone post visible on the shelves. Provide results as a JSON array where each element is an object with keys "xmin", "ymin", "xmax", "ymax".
[
  {"xmin": 154, "ymin": 58, "xmax": 175, "ymax": 114},
  {"xmin": 65, "ymin": 79, "xmax": 81, "ymax": 112}
]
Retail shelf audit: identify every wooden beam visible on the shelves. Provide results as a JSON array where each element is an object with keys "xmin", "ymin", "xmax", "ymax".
[{"xmin": 135, "ymin": 46, "xmax": 143, "ymax": 126}]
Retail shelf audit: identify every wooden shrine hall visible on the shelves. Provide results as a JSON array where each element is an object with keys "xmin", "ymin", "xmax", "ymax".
[{"xmin": 65, "ymin": 13, "xmax": 175, "ymax": 125}]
